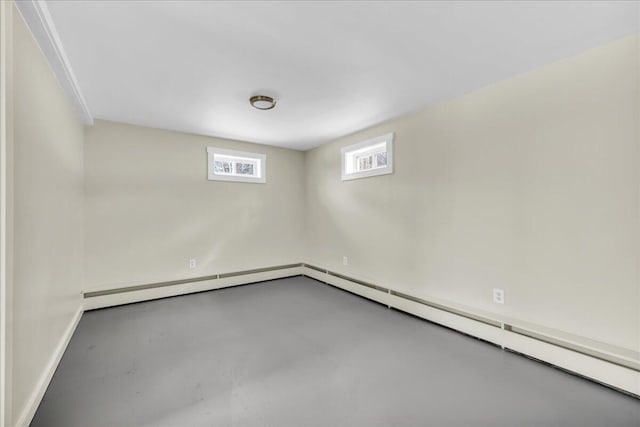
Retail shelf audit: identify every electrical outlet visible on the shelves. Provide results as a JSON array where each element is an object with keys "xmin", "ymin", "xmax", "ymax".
[
  {"xmin": 343, "ymin": 256, "xmax": 349, "ymax": 266},
  {"xmin": 493, "ymin": 288, "xmax": 505, "ymax": 304},
  {"xmin": 189, "ymin": 258, "xmax": 197, "ymax": 269}
]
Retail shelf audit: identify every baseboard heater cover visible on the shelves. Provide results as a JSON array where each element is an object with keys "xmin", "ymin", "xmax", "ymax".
[
  {"xmin": 503, "ymin": 347, "xmax": 640, "ymax": 400},
  {"xmin": 218, "ymin": 263, "xmax": 302, "ymax": 278},
  {"xmin": 503, "ymin": 324, "xmax": 640, "ymax": 372},
  {"xmin": 327, "ymin": 271, "xmax": 389, "ymax": 293},
  {"xmin": 301, "ymin": 263, "xmax": 326, "ymax": 274},
  {"xmin": 84, "ymin": 263, "xmax": 303, "ymax": 298},
  {"xmin": 389, "ymin": 289, "xmax": 501, "ymax": 328}
]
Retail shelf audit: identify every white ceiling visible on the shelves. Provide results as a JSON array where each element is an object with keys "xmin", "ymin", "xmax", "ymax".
[{"xmin": 46, "ymin": 1, "xmax": 639, "ymax": 150}]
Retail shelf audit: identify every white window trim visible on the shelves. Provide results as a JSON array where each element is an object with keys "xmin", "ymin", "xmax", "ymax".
[
  {"xmin": 341, "ymin": 132, "xmax": 394, "ymax": 181},
  {"xmin": 207, "ymin": 147, "xmax": 266, "ymax": 184}
]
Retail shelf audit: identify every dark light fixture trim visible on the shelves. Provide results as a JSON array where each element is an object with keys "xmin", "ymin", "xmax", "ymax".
[{"xmin": 250, "ymin": 95, "xmax": 276, "ymax": 110}]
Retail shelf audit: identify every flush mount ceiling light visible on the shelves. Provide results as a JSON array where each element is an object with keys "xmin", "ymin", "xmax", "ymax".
[{"xmin": 250, "ymin": 95, "xmax": 276, "ymax": 110}]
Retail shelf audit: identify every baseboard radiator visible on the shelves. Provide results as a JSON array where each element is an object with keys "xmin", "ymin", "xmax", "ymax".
[
  {"xmin": 83, "ymin": 262, "xmax": 640, "ymax": 397},
  {"xmin": 83, "ymin": 264, "xmax": 304, "ymax": 310},
  {"xmin": 84, "ymin": 263, "xmax": 302, "ymax": 298}
]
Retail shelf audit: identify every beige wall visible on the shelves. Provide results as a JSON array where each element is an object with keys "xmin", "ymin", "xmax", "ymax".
[
  {"xmin": 305, "ymin": 34, "xmax": 640, "ymax": 355},
  {"xmin": 84, "ymin": 120, "xmax": 305, "ymax": 291},
  {"xmin": 10, "ymin": 6, "xmax": 85, "ymax": 425},
  {"xmin": 0, "ymin": 2, "xmax": 14, "ymax": 425}
]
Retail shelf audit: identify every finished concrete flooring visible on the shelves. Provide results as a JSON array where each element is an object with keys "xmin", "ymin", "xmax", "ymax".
[{"xmin": 32, "ymin": 276, "xmax": 639, "ymax": 426}]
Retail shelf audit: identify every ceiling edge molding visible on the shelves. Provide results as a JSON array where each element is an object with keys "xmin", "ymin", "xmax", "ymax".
[{"xmin": 14, "ymin": 0, "xmax": 93, "ymax": 125}]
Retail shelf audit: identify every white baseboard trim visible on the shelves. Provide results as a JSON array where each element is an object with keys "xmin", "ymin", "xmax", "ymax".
[{"xmin": 15, "ymin": 305, "xmax": 83, "ymax": 427}]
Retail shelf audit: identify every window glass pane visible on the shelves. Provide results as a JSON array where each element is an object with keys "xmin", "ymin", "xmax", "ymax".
[
  {"xmin": 235, "ymin": 162, "xmax": 254, "ymax": 176},
  {"xmin": 214, "ymin": 160, "xmax": 224, "ymax": 173},
  {"xmin": 357, "ymin": 155, "xmax": 372, "ymax": 171},
  {"xmin": 214, "ymin": 160, "xmax": 233, "ymax": 174},
  {"xmin": 375, "ymin": 151, "xmax": 387, "ymax": 167}
]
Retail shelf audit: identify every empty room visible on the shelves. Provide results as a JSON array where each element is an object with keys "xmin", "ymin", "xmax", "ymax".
[{"xmin": 1, "ymin": 0, "xmax": 639, "ymax": 426}]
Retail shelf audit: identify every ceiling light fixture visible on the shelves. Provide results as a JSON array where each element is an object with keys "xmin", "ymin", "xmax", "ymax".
[{"xmin": 250, "ymin": 95, "xmax": 276, "ymax": 110}]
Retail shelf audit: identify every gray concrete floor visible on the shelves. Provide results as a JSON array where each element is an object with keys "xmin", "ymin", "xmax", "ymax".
[{"xmin": 32, "ymin": 276, "xmax": 639, "ymax": 427}]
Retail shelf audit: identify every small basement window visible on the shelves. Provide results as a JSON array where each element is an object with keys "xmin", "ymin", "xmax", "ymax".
[
  {"xmin": 207, "ymin": 147, "xmax": 266, "ymax": 183},
  {"xmin": 341, "ymin": 132, "xmax": 394, "ymax": 181}
]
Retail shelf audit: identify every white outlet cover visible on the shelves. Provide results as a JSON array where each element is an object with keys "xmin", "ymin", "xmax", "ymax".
[
  {"xmin": 343, "ymin": 256, "xmax": 348, "ymax": 266},
  {"xmin": 189, "ymin": 259, "xmax": 197, "ymax": 269},
  {"xmin": 493, "ymin": 288, "xmax": 505, "ymax": 304}
]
